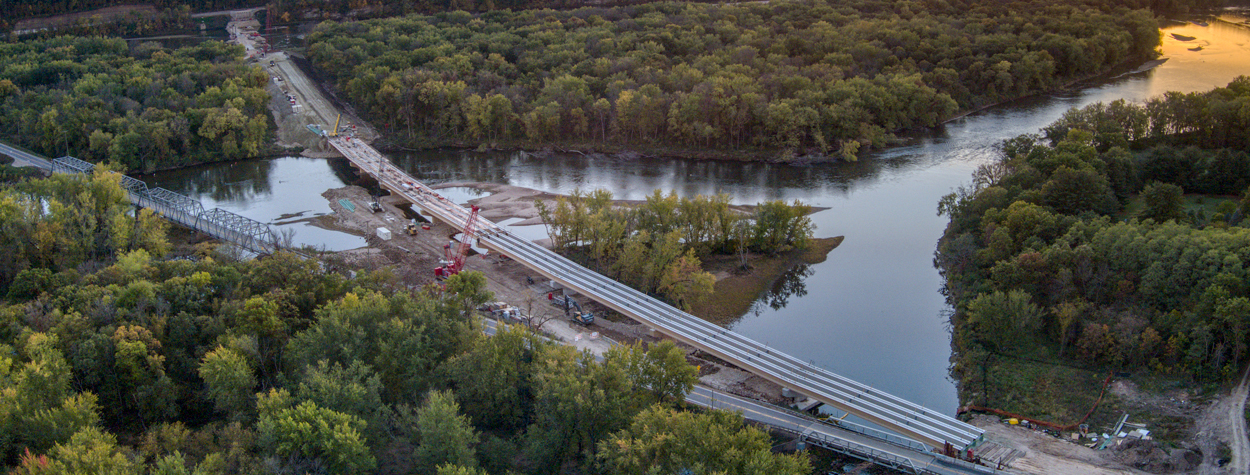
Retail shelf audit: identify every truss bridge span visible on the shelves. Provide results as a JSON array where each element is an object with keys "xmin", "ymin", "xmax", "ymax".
[{"xmin": 51, "ymin": 156, "xmax": 280, "ymax": 255}]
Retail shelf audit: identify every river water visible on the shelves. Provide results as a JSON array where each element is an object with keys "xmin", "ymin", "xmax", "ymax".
[{"xmin": 142, "ymin": 14, "xmax": 1250, "ymax": 417}]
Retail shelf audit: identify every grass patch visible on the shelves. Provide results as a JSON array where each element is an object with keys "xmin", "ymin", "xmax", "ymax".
[
  {"xmin": 1118, "ymin": 193, "xmax": 1241, "ymax": 221},
  {"xmin": 962, "ymin": 352, "xmax": 1206, "ymax": 442},
  {"xmin": 689, "ymin": 236, "xmax": 843, "ymax": 325},
  {"xmin": 982, "ymin": 357, "xmax": 1118, "ymax": 428}
]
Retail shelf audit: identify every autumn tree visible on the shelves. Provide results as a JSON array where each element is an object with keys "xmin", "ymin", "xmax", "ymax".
[
  {"xmin": 526, "ymin": 345, "xmax": 636, "ymax": 467},
  {"xmin": 610, "ymin": 341, "xmax": 698, "ymax": 406},
  {"xmin": 198, "ymin": 346, "xmax": 257, "ymax": 420},
  {"xmin": 443, "ymin": 324, "xmax": 549, "ymax": 429},
  {"xmin": 406, "ymin": 390, "xmax": 480, "ymax": 475},
  {"xmin": 598, "ymin": 405, "xmax": 810, "ymax": 475},
  {"xmin": 1141, "ymin": 181, "xmax": 1185, "ymax": 223},
  {"xmin": 659, "ymin": 250, "xmax": 715, "ymax": 311},
  {"xmin": 256, "ymin": 388, "xmax": 375, "ymax": 474}
]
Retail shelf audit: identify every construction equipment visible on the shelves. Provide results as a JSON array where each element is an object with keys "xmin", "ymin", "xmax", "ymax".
[
  {"xmin": 369, "ymin": 189, "xmax": 382, "ymax": 213},
  {"xmin": 329, "ymin": 114, "xmax": 341, "ymax": 137},
  {"xmin": 549, "ymin": 292, "xmax": 593, "ymax": 325},
  {"xmin": 405, "ymin": 219, "xmax": 419, "ymax": 235},
  {"xmin": 434, "ymin": 205, "xmax": 481, "ymax": 278},
  {"xmin": 570, "ymin": 310, "xmax": 594, "ymax": 326}
]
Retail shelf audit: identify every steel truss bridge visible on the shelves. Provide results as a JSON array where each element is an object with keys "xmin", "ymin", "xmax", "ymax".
[
  {"xmin": 326, "ymin": 136, "xmax": 986, "ymax": 452},
  {"xmin": 51, "ymin": 156, "xmax": 280, "ymax": 255}
]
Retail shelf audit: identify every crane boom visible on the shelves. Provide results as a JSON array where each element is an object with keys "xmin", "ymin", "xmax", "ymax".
[{"xmin": 436, "ymin": 205, "xmax": 481, "ymax": 277}]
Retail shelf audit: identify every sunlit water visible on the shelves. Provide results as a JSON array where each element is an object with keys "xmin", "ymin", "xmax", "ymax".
[{"xmin": 144, "ymin": 13, "xmax": 1250, "ymax": 416}]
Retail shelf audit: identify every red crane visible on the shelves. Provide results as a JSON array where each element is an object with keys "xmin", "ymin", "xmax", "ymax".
[{"xmin": 435, "ymin": 205, "xmax": 481, "ymax": 278}]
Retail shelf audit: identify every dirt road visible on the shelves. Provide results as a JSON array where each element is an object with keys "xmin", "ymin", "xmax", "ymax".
[
  {"xmin": 1194, "ymin": 365, "xmax": 1250, "ymax": 475},
  {"xmin": 225, "ymin": 13, "xmax": 374, "ymax": 152},
  {"xmin": 1224, "ymin": 366, "xmax": 1250, "ymax": 475}
]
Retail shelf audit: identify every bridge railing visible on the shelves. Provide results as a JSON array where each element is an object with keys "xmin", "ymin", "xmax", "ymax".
[
  {"xmin": 691, "ymin": 392, "xmax": 926, "ymax": 474},
  {"xmin": 51, "ymin": 157, "xmax": 279, "ymax": 255},
  {"xmin": 483, "ymin": 229, "xmax": 981, "ymax": 448},
  {"xmin": 326, "ymin": 136, "xmax": 986, "ymax": 450}
]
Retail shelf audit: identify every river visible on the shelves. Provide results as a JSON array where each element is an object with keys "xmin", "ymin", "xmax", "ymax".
[{"xmin": 142, "ymin": 12, "xmax": 1250, "ymax": 418}]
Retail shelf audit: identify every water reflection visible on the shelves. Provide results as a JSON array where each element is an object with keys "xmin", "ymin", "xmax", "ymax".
[
  {"xmin": 385, "ymin": 12, "xmax": 1250, "ymax": 415},
  {"xmin": 140, "ymin": 157, "xmax": 365, "ymax": 251},
  {"xmin": 749, "ymin": 264, "xmax": 816, "ymax": 314},
  {"xmin": 143, "ymin": 7, "xmax": 1250, "ymax": 416},
  {"xmin": 395, "ymin": 148, "xmax": 933, "ymax": 206},
  {"xmin": 155, "ymin": 159, "xmax": 278, "ymax": 204}
]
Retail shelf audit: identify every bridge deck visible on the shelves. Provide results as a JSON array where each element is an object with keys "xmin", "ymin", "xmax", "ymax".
[{"xmin": 327, "ymin": 136, "xmax": 984, "ymax": 450}]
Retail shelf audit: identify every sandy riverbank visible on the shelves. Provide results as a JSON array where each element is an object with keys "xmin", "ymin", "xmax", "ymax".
[{"xmin": 312, "ymin": 180, "xmax": 841, "ymax": 409}]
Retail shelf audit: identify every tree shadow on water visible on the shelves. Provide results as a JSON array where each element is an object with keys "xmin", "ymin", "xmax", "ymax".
[{"xmin": 749, "ymin": 263, "xmax": 816, "ymax": 315}]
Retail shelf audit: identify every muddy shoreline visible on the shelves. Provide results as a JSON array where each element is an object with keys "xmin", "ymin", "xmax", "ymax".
[{"xmin": 309, "ymin": 182, "xmax": 831, "ymax": 410}]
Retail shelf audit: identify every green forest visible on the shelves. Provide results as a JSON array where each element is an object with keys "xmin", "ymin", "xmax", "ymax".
[
  {"xmin": 0, "ymin": 170, "xmax": 811, "ymax": 474},
  {"xmin": 307, "ymin": 0, "xmax": 1161, "ymax": 159},
  {"xmin": 936, "ymin": 76, "xmax": 1250, "ymax": 420},
  {"xmin": 4, "ymin": 6, "xmax": 201, "ymax": 40},
  {"xmin": 272, "ymin": 0, "xmax": 1221, "ymax": 26},
  {"xmin": 0, "ymin": 37, "xmax": 273, "ymax": 173},
  {"xmin": 3, "ymin": 0, "xmax": 1222, "ymax": 29},
  {"xmin": 0, "ymin": 1, "xmax": 256, "ymax": 28},
  {"xmin": 538, "ymin": 190, "xmax": 812, "ymax": 310}
]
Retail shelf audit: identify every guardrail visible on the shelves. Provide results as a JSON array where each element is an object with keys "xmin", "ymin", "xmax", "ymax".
[
  {"xmin": 689, "ymin": 391, "xmax": 927, "ymax": 473},
  {"xmin": 326, "ymin": 136, "xmax": 985, "ymax": 450}
]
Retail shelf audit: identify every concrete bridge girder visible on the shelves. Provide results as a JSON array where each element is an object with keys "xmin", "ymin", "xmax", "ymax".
[{"xmin": 325, "ymin": 138, "xmax": 984, "ymax": 451}]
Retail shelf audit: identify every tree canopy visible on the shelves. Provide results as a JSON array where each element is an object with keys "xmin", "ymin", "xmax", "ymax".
[
  {"xmin": 538, "ymin": 189, "xmax": 812, "ymax": 308},
  {"xmin": 0, "ymin": 172, "xmax": 804, "ymax": 474},
  {"xmin": 938, "ymin": 77, "xmax": 1250, "ymax": 421},
  {"xmin": 307, "ymin": 0, "xmax": 1161, "ymax": 159},
  {"xmin": 0, "ymin": 36, "xmax": 273, "ymax": 172}
]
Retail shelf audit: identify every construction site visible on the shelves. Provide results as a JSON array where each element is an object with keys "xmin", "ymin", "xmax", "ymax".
[{"xmin": 199, "ymin": 9, "xmax": 1250, "ymax": 475}]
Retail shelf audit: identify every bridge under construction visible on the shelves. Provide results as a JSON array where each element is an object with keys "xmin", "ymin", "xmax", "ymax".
[{"xmin": 325, "ymin": 135, "xmax": 986, "ymax": 452}]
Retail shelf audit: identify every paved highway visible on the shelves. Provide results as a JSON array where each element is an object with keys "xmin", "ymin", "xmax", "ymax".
[{"xmin": 0, "ymin": 141, "xmax": 53, "ymax": 171}]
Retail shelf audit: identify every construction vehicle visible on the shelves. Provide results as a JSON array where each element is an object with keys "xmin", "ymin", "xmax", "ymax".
[
  {"xmin": 369, "ymin": 189, "xmax": 382, "ymax": 213},
  {"xmin": 434, "ymin": 205, "xmax": 481, "ymax": 278},
  {"xmin": 570, "ymin": 310, "xmax": 594, "ymax": 326},
  {"xmin": 549, "ymin": 292, "xmax": 594, "ymax": 325},
  {"xmin": 328, "ymin": 114, "xmax": 341, "ymax": 137},
  {"xmin": 404, "ymin": 219, "xmax": 419, "ymax": 236}
]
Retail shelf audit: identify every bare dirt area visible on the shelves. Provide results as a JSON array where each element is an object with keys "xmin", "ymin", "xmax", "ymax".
[
  {"xmin": 228, "ymin": 12, "xmax": 377, "ymax": 156},
  {"xmin": 965, "ymin": 371, "xmax": 1250, "ymax": 475},
  {"xmin": 315, "ymin": 182, "xmax": 792, "ymax": 406},
  {"xmin": 695, "ymin": 354, "xmax": 787, "ymax": 404},
  {"xmin": 970, "ymin": 414, "xmax": 1143, "ymax": 475},
  {"xmin": 431, "ymin": 181, "xmax": 561, "ymax": 224},
  {"xmin": 1103, "ymin": 373, "xmax": 1250, "ymax": 475},
  {"xmin": 1192, "ymin": 366, "xmax": 1250, "ymax": 475}
]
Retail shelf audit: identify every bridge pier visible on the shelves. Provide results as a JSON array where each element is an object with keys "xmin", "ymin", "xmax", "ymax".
[{"xmin": 325, "ymin": 136, "xmax": 986, "ymax": 452}]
